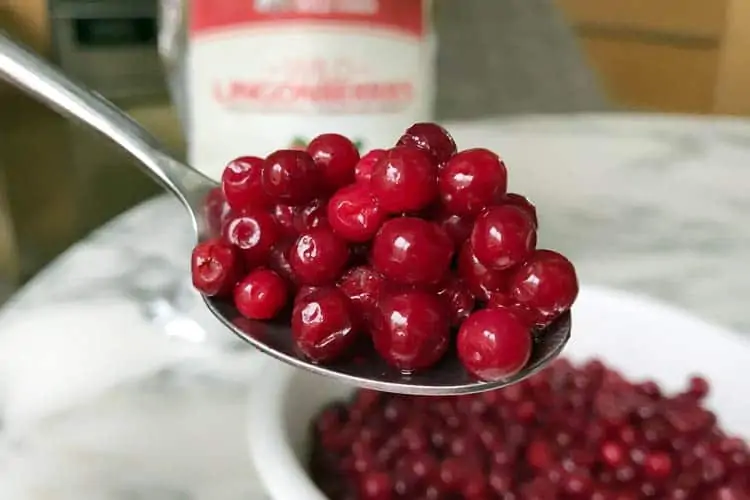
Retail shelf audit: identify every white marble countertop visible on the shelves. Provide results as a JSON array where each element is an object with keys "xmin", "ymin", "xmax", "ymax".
[{"xmin": 0, "ymin": 114, "xmax": 749, "ymax": 499}]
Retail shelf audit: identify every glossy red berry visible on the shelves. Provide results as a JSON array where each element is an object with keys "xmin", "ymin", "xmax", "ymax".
[
  {"xmin": 509, "ymin": 249, "xmax": 578, "ymax": 320},
  {"xmin": 687, "ymin": 375, "xmax": 710, "ymax": 400},
  {"xmin": 337, "ymin": 266, "xmax": 388, "ymax": 326},
  {"xmin": 307, "ymin": 133, "xmax": 360, "ymax": 192},
  {"xmin": 562, "ymin": 471, "xmax": 593, "ymax": 497},
  {"xmin": 292, "ymin": 286, "xmax": 357, "ymax": 362},
  {"xmin": 290, "ymin": 227, "xmax": 349, "ymax": 285},
  {"xmin": 526, "ymin": 439, "xmax": 554, "ymax": 469},
  {"xmin": 397, "ymin": 122, "xmax": 456, "ymax": 165},
  {"xmin": 203, "ymin": 187, "xmax": 232, "ymax": 238},
  {"xmin": 371, "ymin": 217, "xmax": 453, "ymax": 286},
  {"xmin": 233, "ymin": 269, "xmax": 288, "ymax": 320},
  {"xmin": 457, "ymin": 241, "xmax": 511, "ymax": 301},
  {"xmin": 485, "ymin": 291, "xmax": 540, "ymax": 328},
  {"xmin": 358, "ymin": 471, "xmax": 393, "ymax": 500},
  {"xmin": 294, "ymin": 198, "xmax": 328, "ymax": 232},
  {"xmin": 461, "ymin": 474, "xmax": 491, "ymax": 500},
  {"xmin": 370, "ymin": 146, "xmax": 438, "ymax": 213},
  {"xmin": 470, "ymin": 205, "xmax": 537, "ymax": 270},
  {"xmin": 262, "ymin": 149, "xmax": 320, "ymax": 206},
  {"xmin": 438, "ymin": 148, "xmax": 507, "ymax": 215},
  {"xmin": 643, "ymin": 452, "xmax": 673, "ymax": 479},
  {"xmin": 355, "ymin": 149, "xmax": 386, "ymax": 184},
  {"xmin": 190, "ymin": 239, "xmax": 241, "ymax": 297},
  {"xmin": 294, "ymin": 285, "xmax": 320, "ymax": 307},
  {"xmin": 499, "ymin": 192, "xmax": 538, "ymax": 227},
  {"xmin": 457, "ymin": 307, "xmax": 532, "ymax": 380},
  {"xmin": 267, "ymin": 239, "xmax": 297, "ymax": 287},
  {"xmin": 271, "ymin": 203, "xmax": 299, "ymax": 238},
  {"xmin": 221, "ymin": 156, "xmax": 271, "ymax": 210},
  {"xmin": 436, "ymin": 276, "xmax": 475, "ymax": 326},
  {"xmin": 393, "ymin": 453, "xmax": 439, "ymax": 493},
  {"xmin": 327, "ymin": 183, "xmax": 386, "ymax": 243},
  {"xmin": 371, "ymin": 290, "xmax": 450, "ymax": 372},
  {"xmin": 597, "ymin": 441, "xmax": 626, "ymax": 470},
  {"xmin": 439, "ymin": 457, "xmax": 472, "ymax": 491},
  {"xmin": 433, "ymin": 210, "xmax": 474, "ymax": 249},
  {"xmin": 220, "ymin": 208, "xmax": 279, "ymax": 267}
]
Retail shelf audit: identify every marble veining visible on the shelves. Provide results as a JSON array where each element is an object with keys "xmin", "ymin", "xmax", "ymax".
[{"xmin": 0, "ymin": 114, "xmax": 748, "ymax": 499}]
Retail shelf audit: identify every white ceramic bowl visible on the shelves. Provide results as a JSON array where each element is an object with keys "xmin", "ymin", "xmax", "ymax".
[{"xmin": 247, "ymin": 285, "xmax": 750, "ymax": 500}]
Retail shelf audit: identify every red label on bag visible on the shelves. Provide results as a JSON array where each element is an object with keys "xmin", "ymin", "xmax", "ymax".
[{"xmin": 190, "ymin": 0, "xmax": 424, "ymax": 37}]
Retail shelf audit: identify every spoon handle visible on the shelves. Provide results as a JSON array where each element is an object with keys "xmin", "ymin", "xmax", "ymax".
[{"xmin": 0, "ymin": 34, "xmax": 212, "ymax": 207}]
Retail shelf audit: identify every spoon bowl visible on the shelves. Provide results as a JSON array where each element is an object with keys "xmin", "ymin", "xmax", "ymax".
[
  {"xmin": 211, "ymin": 298, "xmax": 569, "ymax": 395},
  {"xmin": 0, "ymin": 35, "xmax": 571, "ymax": 395}
]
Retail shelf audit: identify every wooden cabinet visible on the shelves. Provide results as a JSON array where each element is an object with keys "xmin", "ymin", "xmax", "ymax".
[
  {"xmin": 558, "ymin": 0, "xmax": 727, "ymax": 38},
  {"xmin": 556, "ymin": 0, "xmax": 750, "ymax": 115},
  {"xmin": 0, "ymin": 0, "xmax": 50, "ymax": 54},
  {"xmin": 0, "ymin": 0, "xmax": 50, "ymax": 99}
]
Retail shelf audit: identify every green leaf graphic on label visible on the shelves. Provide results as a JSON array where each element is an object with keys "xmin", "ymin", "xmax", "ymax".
[
  {"xmin": 290, "ymin": 136, "xmax": 308, "ymax": 150},
  {"xmin": 290, "ymin": 136, "xmax": 365, "ymax": 152}
]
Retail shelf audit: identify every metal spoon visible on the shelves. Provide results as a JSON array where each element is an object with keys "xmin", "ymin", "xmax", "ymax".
[{"xmin": 0, "ymin": 35, "xmax": 571, "ymax": 395}]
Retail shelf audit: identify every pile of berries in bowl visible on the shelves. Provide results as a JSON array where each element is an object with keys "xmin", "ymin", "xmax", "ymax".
[
  {"xmin": 309, "ymin": 360, "xmax": 750, "ymax": 499},
  {"xmin": 190, "ymin": 123, "xmax": 578, "ymax": 380}
]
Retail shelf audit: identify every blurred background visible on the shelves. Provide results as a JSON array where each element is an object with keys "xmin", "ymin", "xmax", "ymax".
[{"xmin": 1, "ymin": 0, "xmax": 749, "ymax": 305}]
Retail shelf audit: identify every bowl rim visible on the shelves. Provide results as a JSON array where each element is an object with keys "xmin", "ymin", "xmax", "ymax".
[
  {"xmin": 247, "ymin": 284, "xmax": 750, "ymax": 500},
  {"xmin": 248, "ymin": 358, "xmax": 328, "ymax": 500}
]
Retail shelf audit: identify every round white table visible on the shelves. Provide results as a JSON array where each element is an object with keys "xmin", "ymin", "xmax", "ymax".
[{"xmin": 0, "ymin": 114, "xmax": 748, "ymax": 499}]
